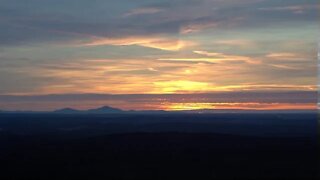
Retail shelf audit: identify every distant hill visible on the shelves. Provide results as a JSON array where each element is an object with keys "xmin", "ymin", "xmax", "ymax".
[
  {"xmin": 53, "ymin": 108, "xmax": 81, "ymax": 114},
  {"xmin": 52, "ymin": 106, "xmax": 123, "ymax": 114},
  {"xmin": 86, "ymin": 106, "xmax": 123, "ymax": 113}
]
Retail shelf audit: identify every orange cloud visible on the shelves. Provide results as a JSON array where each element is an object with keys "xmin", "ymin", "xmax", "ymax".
[
  {"xmin": 34, "ymin": 56, "xmax": 316, "ymax": 95},
  {"xmin": 269, "ymin": 64, "xmax": 302, "ymax": 70},
  {"xmin": 153, "ymin": 80, "xmax": 210, "ymax": 93},
  {"xmin": 194, "ymin": 50, "xmax": 262, "ymax": 64},
  {"xmin": 25, "ymin": 50, "xmax": 315, "ymax": 96},
  {"xmin": 83, "ymin": 36, "xmax": 194, "ymax": 51},
  {"xmin": 266, "ymin": 53, "xmax": 300, "ymax": 59},
  {"xmin": 159, "ymin": 50, "xmax": 260, "ymax": 64}
]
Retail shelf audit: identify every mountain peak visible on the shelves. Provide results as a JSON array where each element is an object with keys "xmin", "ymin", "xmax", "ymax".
[
  {"xmin": 98, "ymin": 106, "xmax": 116, "ymax": 109},
  {"xmin": 54, "ymin": 108, "xmax": 80, "ymax": 113},
  {"xmin": 87, "ymin": 106, "xmax": 123, "ymax": 113}
]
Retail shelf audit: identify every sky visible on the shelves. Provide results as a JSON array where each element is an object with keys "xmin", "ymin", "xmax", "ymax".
[{"xmin": 0, "ymin": 0, "xmax": 318, "ymax": 111}]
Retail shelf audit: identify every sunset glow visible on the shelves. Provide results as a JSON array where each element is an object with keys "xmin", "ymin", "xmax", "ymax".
[
  {"xmin": 163, "ymin": 103, "xmax": 317, "ymax": 111},
  {"xmin": 0, "ymin": 0, "xmax": 317, "ymax": 111}
]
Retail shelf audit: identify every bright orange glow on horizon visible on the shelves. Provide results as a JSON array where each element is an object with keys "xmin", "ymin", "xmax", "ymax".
[
  {"xmin": 162, "ymin": 103, "xmax": 316, "ymax": 111},
  {"xmin": 0, "ymin": 100, "xmax": 315, "ymax": 112}
]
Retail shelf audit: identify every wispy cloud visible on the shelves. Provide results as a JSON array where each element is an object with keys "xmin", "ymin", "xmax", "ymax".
[
  {"xmin": 259, "ymin": 4, "xmax": 320, "ymax": 14},
  {"xmin": 83, "ymin": 36, "xmax": 195, "ymax": 51},
  {"xmin": 153, "ymin": 80, "xmax": 210, "ymax": 93},
  {"xmin": 214, "ymin": 39, "xmax": 255, "ymax": 47},
  {"xmin": 158, "ymin": 50, "xmax": 259, "ymax": 64},
  {"xmin": 180, "ymin": 20, "xmax": 217, "ymax": 34},
  {"xmin": 269, "ymin": 64, "xmax": 302, "ymax": 70},
  {"xmin": 122, "ymin": 7, "xmax": 164, "ymax": 17},
  {"xmin": 265, "ymin": 53, "xmax": 303, "ymax": 60}
]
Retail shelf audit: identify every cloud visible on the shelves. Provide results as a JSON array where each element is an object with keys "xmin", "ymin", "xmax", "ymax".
[
  {"xmin": 0, "ymin": 0, "xmax": 317, "ymax": 48},
  {"xmin": 258, "ymin": 4, "xmax": 319, "ymax": 14},
  {"xmin": 123, "ymin": 7, "xmax": 164, "ymax": 17},
  {"xmin": 83, "ymin": 36, "xmax": 195, "ymax": 51},
  {"xmin": 10, "ymin": 58, "xmax": 202, "ymax": 95},
  {"xmin": 269, "ymin": 64, "xmax": 302, "ymax": 70},
  {"xmin": 180, "ymin": 20, "xmax": 217, "ymax": 34},
  {"xmin": 153, "ymin": 80, "xmax": 210, "ymax": 93},
  {"xmin": 193, "ymin": 50, "xmax": 250, "ymax": 61},
  {"xmin": 265, "ymin": 53, "xmax": 304, "ymax": 60},
  {"xmin": 214, "ymin": 39, "xmax": 255, "ymax": 47},
  {"xmin": 158, "ymin": 50, "xmax": 259, "ymax": 64},
  {"xmin": 264, "ymin": 51, "xmax": 315, "ymax": 70}
]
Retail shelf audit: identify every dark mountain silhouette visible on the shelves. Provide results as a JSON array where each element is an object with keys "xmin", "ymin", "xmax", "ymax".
[
  {"xmin": 86, "ymin": 106, "xmax": 123, "ymax": 113},
  {"xmin": 53, "ymin": 108, "xmax": 81, "ymax": 114},
  {"xmin": 53, "ymin": 106, "xmax": 123, "ymax": 114}
]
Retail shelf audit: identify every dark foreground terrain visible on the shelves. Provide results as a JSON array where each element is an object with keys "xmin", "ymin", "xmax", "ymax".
[{"xmin": 0, "ymin": 113, "xmax": 318, "ymax": 180}]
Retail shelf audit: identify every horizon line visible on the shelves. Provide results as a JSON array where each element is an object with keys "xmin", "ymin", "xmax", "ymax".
[{"xmin": 0, "ymin": 105, "xmax": 317, "ymax": 113}]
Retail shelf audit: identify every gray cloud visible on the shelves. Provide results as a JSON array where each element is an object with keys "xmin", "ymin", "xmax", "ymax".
[{"xmin": 0, "ymin": 0, "xmax": 317, "ymax": 47}]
